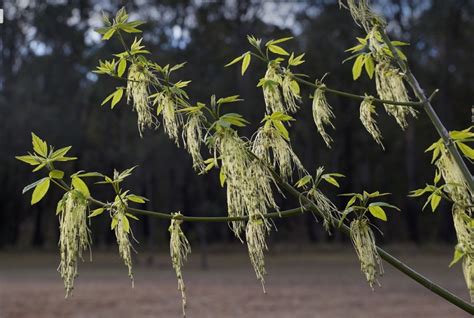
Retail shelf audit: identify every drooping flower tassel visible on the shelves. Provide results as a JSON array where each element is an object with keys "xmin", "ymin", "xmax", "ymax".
[
  {"xmin": 312, "ymin": 85, "xmax": 335, "ymax": 148},
  {"xmin": 252, "ymin": 125, "xmax": 305, "ymax": 181},
  {"xmin": 375, "ymin": 62, "xmax": 417, "ymax": 129},
  {"xmin": 350, "ymin": 218, "xmax": 383, "ymax": 288},
  {"xmin": 246, "ymin": 215, "xmax": 270, "ymax": 292},
  {"xmin": 169, "ymin": 214, "xmax": 191, "ymax": 317},
  {"xmin": 359, "ymin": 95, "xmax": 384, "ymax": 149},
  {"xmin": 127, "ymin": 63, "xmax": 155, "ymax": 137},
  {"xmin": 262, "ymin": 63, "xmax": 285, "ymax": 114},
  {"xmin": 281, "ymin": 70, "xmax": 301, "ymax": 113},
  {"xmin": 339, "ymin": 0, "xmax": 386, "ymax": 32},
  {"xmin": 182, "ymin": 111, "xmax": 205, "ymax": 171},
  {"xmin": 153, "ymin": 91, "xmax": 182, "ymax": 145},
  {"xmin": 57, "ymin": 190, "xmax": 91, "ymax": 297},
  {"xmin": 112, "ymin": 202, "xmax": 135, "ymax": 287}
]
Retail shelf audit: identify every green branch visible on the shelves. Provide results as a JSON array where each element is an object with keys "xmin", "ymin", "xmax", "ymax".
[
  {"xmin": 292, "ymin": 75, "xmax": 435, "ymax": 107},
  {"xmin": 377, "ymin": 26, "xmax": 474, "ymax": 193}
]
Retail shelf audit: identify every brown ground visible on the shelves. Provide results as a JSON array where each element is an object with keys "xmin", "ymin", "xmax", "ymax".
[{"xmin": 0, "ymin": 245, "xmax": 471, "ymax": 318}]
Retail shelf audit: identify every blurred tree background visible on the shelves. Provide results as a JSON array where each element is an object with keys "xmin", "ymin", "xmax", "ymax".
[{"xmin": 1, "ymin": 0, "xmax": 473, "ymax": 250}]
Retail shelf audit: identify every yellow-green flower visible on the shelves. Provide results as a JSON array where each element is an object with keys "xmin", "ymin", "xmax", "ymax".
[
  {"xmin": 359, "ymin": 95, "xmax": 384, "ymax": 149},
  {"xmin": 312, "ymin": 85, "xmax": 335, "ymax": 148},
  {"xmin": 169, "ymin": 214, "xmax": 191, "ymax": 317},
  {"xmin": 350, "ymin": 218, "xmax": 383, "ymax": 288},
  {"xmin": 252, "ymin": 125, "xmax": 305, "ymax": 181},
  {"xmin": 246, "ymin": 216, "xmax": 270, "ymax": 292},
  {"xmin": 127, "ymin": 63, "xmax": 156, "ymax": 137},
  {"xmin": 57, "ymin": 190, "xmax": 91, "ymax": 297},
  {"xmin": 183, "ymin": 112, "xmax": 205, "ymax": 171},
  {"xmin": 375, "ymin": 62, "xmax": 417, "ymax": 129}
]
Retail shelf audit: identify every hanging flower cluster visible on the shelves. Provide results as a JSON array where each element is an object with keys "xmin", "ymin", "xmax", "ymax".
[
  {"xmin": 281, "ymin": 69, "xmax": 301, "ymax": 113},
  {"xmin": 374, "ymin": 62, "xmax": 417, "ymax": 129},
  {"xmin": 359, "ymin": 95, "xmax": 384, "ymax": 149},
  {"xmin": 246, "ymin": 216, "xmax": 270, "ymax": 292},
  {"xmin": 127, "ymin": 63, "xmax": 156, "ymax": 137},
  {"xmin": 312, "ymin": 84, "xmax": 335, "ymax": 148},
  {"xmin": 110, "ymin": 200, "xmax": 135, "ymax": 286},
  {"xmin": 57, "ymin": 190, "xmax": 91, "ymax": 297},
  {"xmin": 182, "ymin": 111, "xmax": 205, "ymax": 171},
  {"xmin": 350, "ymin": 218, "xmax": 383, "ymax": 288},
  {"xmin": 153, "ymin": 91, "xmax": 183, "ymax": 145},
  {"xmin": 169, "ymin": 214, "xmax": 191, "ymax": 317},
  {"xmin": 252, "ymin": 113, "xmax": 305, "ymax": 181},
  {"xmin": 261, "ymin": 62, "xmax": 286, "ymax": 114}
]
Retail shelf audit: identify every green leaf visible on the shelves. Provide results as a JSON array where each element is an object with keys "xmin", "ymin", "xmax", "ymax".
[
  {"xmin": 102, "ymin": 27, "xmax": 116, "ymax": 40},
  {"xmin": 449, "ymin": 248, "xmax": 464, "ymax": 267},
  {"xmin": 71, "ymin": 177, "xmax": 90, "ymax": 197},
  {"xmin": 295, "ymin": 175, "xmax": 312, "ymax": 188},
  {"xmin": 127, "ymin": 194, "xmax": 147, "ymax": 203},
  {"xmin": 23, "ymin": 177, "xmax": 49, "ymax": 194},
  {"xmin": 101, "ymin": 91, "xmax": 115, "ymax": 106},
  {"xmin": 368, "ymin": 205, "xmax": 387, "ymax": 221},
  {"xmin": 219, "ymin": 169, "xmax": 226, "ymax": 187},
  {"xmin": 89, "ymin": 208, "xmax": 105, "ymax": 218},
  {"xmin": 51, "ymin": 146, "xmax": 72, "ymax": 159},
  {"xmin": 111, "ymin": 216, "xmax": 118, "ymax": 230},
  {"xmin": 364, "ymin": 55, "xmax": 375, "ymax": 79},
  {"xmin": 368, "ymin": 201, "xmax": 400, "ymax": 211},
  {"xmin": 268, "ymin": 45, "xmax": 289, "ymax": 56},
  {"xmin": 16, "ymin": 155, "xmax": 41, "ymax": 166},
  {"xmin": 322, "ymin": 176, "xmax": 340, "ymax": 188},
  {"xmin": 111, "ymin": 88, "xmax": 124, "ymax": 109},
  {"xmin": 267, "ymin": 37, "xmax": 293, "ymax": 46},
  {"xmin": 49, "ymin": 170, "xmax": 64, "ymax": 179},
  {"xmin": 457, "ymin": 142, "xmax": 474, "ymax": 160},
  {"xmin": 76, "ymin": 172, "xmax": 104, "ymax": 178},
  {"xmin": 31, "ymin": 133, "xmax": 48, "ymax": 157},
  {"xmin": 431, "ymin": 193, "xmax": 442, "ymax": 212},
  {"xmin": 117, "ymin": 59, "xmax": 127, "ymax": 77},
  {"xmin": 122, "ymin": 216, "xmax": 130, "ymax": 233},
  {"xmin": 345, "ymin": 196, "xmax": 357, "ymax": 210},
  {"xmin": 225, "ymin": 54, "xmax": 244, "ymax": 67},
  {"xmin": 273, "ymin": 120, "xmax": 290, "ymax": 141},
  {"xmin": 241, "ymin": 52, "xmax": 251, "ymax": 76},
  {"xmin": 126, "ymin": 213, "xmax": 139, "ymax": 220},
  {"xmin": 31, "ymin": 178, "xmax": 50, "ymax": 205},
  {"xmin": 290, "ymin": 80, "xmax": 300, "ymax": 95},
  {"xmin": 352, "ymin": 55, "xmax": 365, "ymax": 80}
]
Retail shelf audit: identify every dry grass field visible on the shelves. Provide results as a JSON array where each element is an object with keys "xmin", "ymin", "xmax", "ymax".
[{"xmin": 0, "ymin": 245, "xmax": 471, "ymax": 318}]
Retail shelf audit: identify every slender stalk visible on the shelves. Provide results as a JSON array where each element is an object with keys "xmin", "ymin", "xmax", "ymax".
[
  {"xmin": 293, "ymin": 75, "xmax": 427, "ymax": 107},
  {"xmin": 377, "ymin": 26, "xmax": 474, "ymax": 193}
]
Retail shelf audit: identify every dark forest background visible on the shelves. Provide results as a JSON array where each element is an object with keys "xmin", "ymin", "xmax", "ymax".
[{"xmin": 1, "ymin": 0, "xmax": 473, "ymax": 250}]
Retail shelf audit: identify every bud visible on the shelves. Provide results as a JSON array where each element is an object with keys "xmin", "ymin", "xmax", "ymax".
[
  {"xmin": 127, "ymin": 63, "xmax": 155, "ymax": 137},
  {"xmin": 182, "ymin": 112, "xmax": 205, "ymax": 171},
  {"xmin": 57, "ymin": 190, "xmax": 91, "ymax": 297},
  {"xmin": 350, "ymin": 218, "xmax": 383, "ymax": 288},
  {"xmin": 359, "ymin": 95, "xmax": 384, "ymax": 149},
  {"xmin": 375, "ymin": 62, "xmax": 417, "ymax": 129},
  {"xmin": 169, "ymin": 214, "xmax": 191, "ymax": 317},
  {"xmin": 312, "ymin": 85, "xmax": 335, "ymax": 148}
]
